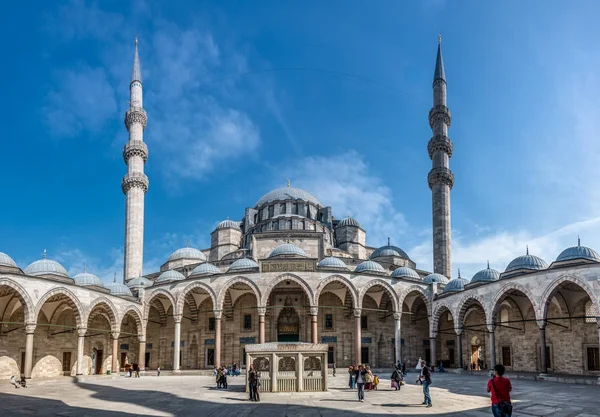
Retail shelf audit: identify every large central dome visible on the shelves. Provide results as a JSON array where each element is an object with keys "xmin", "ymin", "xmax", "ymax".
[{"xmin": 255, "ymin": 187, "xmax": 322, "ymax": 208}]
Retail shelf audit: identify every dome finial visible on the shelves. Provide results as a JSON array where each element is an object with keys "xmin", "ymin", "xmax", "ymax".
[
  {"xmin": 186, "ymin": 240, "xmax": 190, "ymax": 248},
  {"xmin": 387, "ymin": 237, "xmax": 390, "ymax": 246},
  {"xmin": 487, "ymin": 260, "xmax": 490, "ymax": 269},
  {"xmin": 84, "ymin": 263, "xmax": 87, "ymax": 273},
  {"xmin": 578, "ymin": 235, "xmax": 581, "ymax": 246},
  {"xmin": 43, "ymin": 249, "xmax": 46, "ymax": 259},
  {"xmin": 526, "ymin": 245, "xmax": 529, "ymax": 255},
  {"xmin": 113, "ymin": 272, "xmax": 117, "ymax": 283},
  {"xmin": 458, "ymin": 268, "xmax": 461, "ymax": 278},
  {"xmin": 287, "ymin": 178, "xmax": 291, "ymax": 188}
]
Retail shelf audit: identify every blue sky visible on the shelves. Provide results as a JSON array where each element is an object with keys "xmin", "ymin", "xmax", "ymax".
[{"xmin": 2, "ymin": 0, "xmax": 600, "ymax": 282}]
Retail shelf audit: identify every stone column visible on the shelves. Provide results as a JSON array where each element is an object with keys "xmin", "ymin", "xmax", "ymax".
[
  {"xmin": 258, "ymin": 307, "xmax": 266, "ymax": 344},
  {"xmin": 488, "ymin": 325, "xmax": 496, "ymax": 370},
  {"xmin": 76, "ymin": 328, "xmax": 87, "ymax": 376},
  {"xmin": 271, "ymin": 352, "xmax": 278, "ymax": 392},
  {"xmin": 430, "ymin": 335, "xmax": 437, "ymax": 369},
  {"xmin": 214, "ymin": 310, "xmax": 222, "ymax": 368},
  {"xmin": 322, "ymin": 352, "xmax": 328, "ymax": 391},
  {"xmin": 538, "ymin": 320, "xmax": 548, "ymax": 374},
  {"xmin": 24, "ymin": 323, "xmax": 36, "ymax": 379},
  {"xmin": 393, "ymin": 313, "xmax": 402, "ymax": 365},
  {"xmin": 111, "ymin": 332, "xmax": 120, "ymax": 374},
  {"xmin": 310, "ymin": 306, "xmax": 319, "ymax": 344},
  {"xmin": 296, "ymin": 352, "xmax": 303, "ymax": 392},
  {"xmin": 457, "ymin": 329, "xmax": 463, "ymax": 370},
  {"xmin": 173, "ymin": 316, "xmax": 181, "ymax": 371},
  {"xmin": 138, "ymin": 336, "xmax": 146, "ymax": 372},
  {"xmin": 354, "ymin": 309, "xmax": 362, "ymax": 365}
]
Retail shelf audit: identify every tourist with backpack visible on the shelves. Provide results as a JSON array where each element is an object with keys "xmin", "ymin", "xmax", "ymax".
[{"xmin": 486, "ymin": 364, "xmax": 512, "ymax": 417}]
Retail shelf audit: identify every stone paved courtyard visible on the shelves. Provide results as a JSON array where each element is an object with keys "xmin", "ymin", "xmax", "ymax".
[{"xmin": 1, "ymin": 372, "xmax": 599, "ymax": 416}]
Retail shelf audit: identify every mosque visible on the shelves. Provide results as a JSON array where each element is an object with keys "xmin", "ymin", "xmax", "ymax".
[{"xmin": 0, "ymin": 38, "xmax": 598, "ymax": 384}]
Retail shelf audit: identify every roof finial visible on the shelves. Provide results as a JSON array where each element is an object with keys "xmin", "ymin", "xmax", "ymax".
[
  {"xmin": 287, "ymin": 178, "xmax": 291, "ymax": 188},
  {"xmin": 113, "ymin": 272, "xmax": 117, "ymax": 283},
  {"xmin": 526, "ymin": 245, "xmax": 529, "ymax": 256},
  {"xmin": 135, "ymin": 36, "xmax": 138, "ymax": 46},
  {"xmin": 578, "ymin": 235, "xmax": 581, "ymax": 246},
  {"xmin": 84, "ymin": 263, "xmax": 87, "ymax": 273},
  {"xmin": 433, "ymin": 34, "xmax": 446, "ymax": 82},
  {"xmin": 458, "ymin": 268, "xmax": 461, "ymax": 278},
  {"xmin": 186, "ymin": 240, "xmax": 190, "ymax": 248},
  {"xmin": 387, "ymin": 237, "xmax": 391, "ymax": 246},
  {"xmin": 438, "ymin": 33, "xmax": 442, "ymax": 44},
  {"xmin": 487, "ymin": 260, "xmax": 490, "ymax": 269},
  {"xmin": 43, "ymin": 249, "xmax": 46, "ymax": 259}
]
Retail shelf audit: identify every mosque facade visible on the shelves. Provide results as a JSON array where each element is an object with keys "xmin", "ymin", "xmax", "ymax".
[{"xmin": 0, "ymin": 40, "xmax": 599, "ymax": 383}]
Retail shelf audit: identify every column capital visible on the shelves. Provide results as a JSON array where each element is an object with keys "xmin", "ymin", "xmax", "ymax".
[
  {"xmin": 173, "ymin": 314, "xmax": 182, "ymax": 324},
  {"xmin": 77, "ymin": 327, "xmax": 87, "ymax": 337},
  {"xmin": 429, "ymin": 333, "xmax": 438, "ymax": 340},
  {"xmin": 111, "ymin": 331, "xmax": 120, "ymax": 340},
  {"xmin": 487, "ymin": 323, "xmax": 496, "ymax": 333},
  {"xmin": 213, "ymin": 310, "xmax": 222, "ymax": 320},
  {"xmin": 353, "ymin": 308, "xmax": 362, "ymax": 318},
  {"xmin": 393, "ymin": 312, "xmax": 402, "ymax": 321},
  {"xmin": 536, "ymin": 319, "xmax": 546, "ymax": 330},
  {"xmin": 309, "ymin": 306, "xmax": 319, "ymax": 317},
  {"xmin": 138, "ymin": 335, "xmax": 146, "ymax": 343},
  {"xmin": 257, "ymin": 307, "xmax": 267, "ymax": 317},
  {"xmin": 455, "ymin": 327, "xmax": 463, "ymax": 336},
  {"xmin": 25, "ymin": 323, "xmax": 36, "ymax": 334}
]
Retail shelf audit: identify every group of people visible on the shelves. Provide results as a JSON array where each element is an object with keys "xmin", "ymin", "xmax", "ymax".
[
  {"xmin": 247, "ymin": 364, "xmax": 261, "ymax": 402},
  {"xmin": 9, "ymin": 375, "xmax": 26, "ymax": 388},
  {"xmin": 347, "ymin": 364, "xmax": 380, "ymax": 401}
]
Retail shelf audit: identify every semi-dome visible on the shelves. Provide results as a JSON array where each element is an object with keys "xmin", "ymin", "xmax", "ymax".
[
  {"xmin": 167, "ymin": 246, "xmax": 207, "ymax": 262},
  {"xmin": 472, "ymin": 263, "xmax": 500, "ymax": 283},
  {"xmin": 215, "ymin": 219, "xmax": 241, "ymax": 230},
  {"xmin": 505, "ymin": 248, "xmax": 548, "ymax": 273},
  {"xmin": 156, "ymin": 269, "xmax": 185, "ymax": 283},
  {"xmin": 269, "ymin": 244, "xmax": 306, "ymax": 258},
  {"xmin": 191, "ymin": 262, "xmax": 221, "ymax": 276},
  {"xmin": 423, "ymin": 273, "xmax": 449, "ymax": 284},
  {"xmin": 24, "ymin": 254, "xmax": 68, "ymax": 277},
  {"xmin": 556, "ymin": 239, "xmax": 600, "ymax": 263},
  {"xmin": 228, "ymin": 258, "xmax": 259, "ymax": 272},
  {"xmin": 336, "ymin": 216, "xmax": 360, "ymax": 228},
  {"xmin": 443, "ymin": 276, "xmax": 469, "ymax": 292},
  {"xmin": 127, "ymin": 277, "xmax": 153, "ymax": 288},
  {"xmin": 255, "ymin": 186, "xmax": 322, "ymax": 207},
  {"xmin": 0, "ymin": 252, "xmax": 17, "ymax": 267},
  {"xmin": 370, "ymin": 242, "xmax": 410, "ymax": 260},
  {"xmin": 391, "ymin": 266, "xmax": 421, "ymax": 280},
  {"xmin": 73, "ymin": 271, "xmax": 103, "ymax": 287},
  {"xmin": 106, "ymin": 281, "xmax": 133, "ymax": 297},
  {"xmin": 354, "ymin": 260, "xmax": 386, "ymax": 274},
  {"xmin": 318, "ymin": 257, "xmax": 349, "ymax": 270}
]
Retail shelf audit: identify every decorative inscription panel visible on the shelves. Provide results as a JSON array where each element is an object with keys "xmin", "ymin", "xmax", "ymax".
[{"xmin": 262, "ymin": 260, "xmax": 316, "ymax": 273}]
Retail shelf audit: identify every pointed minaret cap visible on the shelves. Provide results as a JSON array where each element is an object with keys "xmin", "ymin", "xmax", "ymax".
[
  {"xmin": 433, "ymin": 34, "xmax": 446, "ymax": 84},
  {"xmin": 132, "ymin": 37, "xmax": 142, "ymax": 84}
]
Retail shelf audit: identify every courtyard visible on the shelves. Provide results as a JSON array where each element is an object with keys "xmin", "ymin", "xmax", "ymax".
[{"xmin": 1, "ymin": 372, "xmax": 599, "ymax": 416}]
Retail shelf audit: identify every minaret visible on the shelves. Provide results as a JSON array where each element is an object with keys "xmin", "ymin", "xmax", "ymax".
[
  {"xmin": 122, "ymin": 37, "xmax": 149, "ymax": 282},
  {"xmin": 427, "ymin": 35, "xmax": 453, "ymax": 279}
]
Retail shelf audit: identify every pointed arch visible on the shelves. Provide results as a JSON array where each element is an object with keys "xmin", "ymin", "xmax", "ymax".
[
  {"xmin": 0, "ymin": 278, "xmax": 34, "ymax": 323},
  {"xmin": 216, "ymin": 276, "xmax": 261, "ymax": 311},
  {"xmin": 315, "ymin": 275, "xmax": 358, "ymax": 309},
  {"xmin": 399, "ymin": 285, "xmax": 431, "ymax": 316},
  {"xmin": 489, "ymin": 282, "xmax": 540, "ymax": 324},
  {"xmin": 456, "ymin": 294, "xmax": 488, "ymax": 328},
  {"xmin": 261, "ymin": 273, "xmax": 314, "ymax": 306},
  {"xmin": 540, "ymin": 274, "xmax": 599, "ymax": 321},
  {"xmin": 145, "ymin": 288, "xmax": 176, "ymax": 321},
  {"xmin": 358, "ymin": 279, "xmax": 399, "ymax": 313},
  {"xmin": 35, "ymin": 287, "xmax": 84, "ymax": 328},
  {"xmin": 86, "ymin": 297, "xmax": 119, "ymax": 330},
  {"xmin": 431, "ymin": 301, "xmax": 455, "ymax": 332},
  {"xmin": 175, "ymin": 281, "xmax": 217, "ymax": 317},
  {"xmin": 121, "ymin": 305, "xmax": 144, "ymax": 336}
]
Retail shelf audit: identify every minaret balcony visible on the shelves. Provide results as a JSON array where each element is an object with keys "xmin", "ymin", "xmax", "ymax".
[
  {"xmin": 122, "ymin": 172, "xmax": 149, "ymax": 194},
  {"xmin": 427, "ymin": 134, "xmax": 453, "ymax": 159},
  {"xmin": 123, "ymin": 140, "xmax": 149, "ymax": 163},
  {"xmin": 428, "ymin": 167, "xmax": 454, "ymax": 190},
  {"xmin": 428, "ymin": 105, "xmax": 451, "ymax": 129},
  {"xmin": 124, "ymin": 107, "xmax": 148, "ymax": 130}
]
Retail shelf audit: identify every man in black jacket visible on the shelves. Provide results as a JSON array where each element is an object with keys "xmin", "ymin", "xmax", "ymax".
[{"xmin": 418, "ymin": 359, "xmax": 432, "ymax": 407}]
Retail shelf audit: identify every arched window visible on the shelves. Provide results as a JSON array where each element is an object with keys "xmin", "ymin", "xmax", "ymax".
[
  {"xmin": 585, "ymin": 301, "xmax": 596, "ymax": 323},
  {"xmin": 500, "ymin": 309, "xmax": 509, "ymax": 324}
]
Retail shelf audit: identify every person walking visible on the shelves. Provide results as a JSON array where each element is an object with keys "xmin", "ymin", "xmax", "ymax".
[
  {"xmin": 354, "ymin": 364, "xmax": 367, "ymax": 402},
  {"xmin": 251, "ymin": 370, "xmax": 261, "ymax": 402},
  {"xmin": 418, "ymin": 359, "xmax": 432, "ymax": 408},
  {"xmin": 348, "ymin": 365, "xmax": 355, "ymax": 388},
  {"xmin": 487, "ymin": 364, "xmax": 513, "ymax": 417},
  {"xmin": 157, "ymin": 366, "xmax": 161, "ymax": 377},
  {"xmin": 333, "ymin": 361, "xmax": 336, "ymax": 377},
  {"xmin": 415, "ymin": 357, "xmax": 423, "ymax": 371},
  {"xmin": 248, "ymin": 364, "xmax": 257, "ymax": 401}
]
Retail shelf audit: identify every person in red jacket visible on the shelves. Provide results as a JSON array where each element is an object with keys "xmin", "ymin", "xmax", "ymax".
[{"xmin": 486, "ymin": 364, "xmax": 512, "ymax": 417}]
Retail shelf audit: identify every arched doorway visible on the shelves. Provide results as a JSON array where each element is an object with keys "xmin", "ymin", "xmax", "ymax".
[{"xmin": 277, "ymin": 296, "xmax": 300, "ymax": 342}]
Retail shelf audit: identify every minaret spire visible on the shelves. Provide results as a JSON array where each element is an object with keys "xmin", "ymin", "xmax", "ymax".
[
  {"xmin": 122, "ymin": 37, "xmax": 149, "ymax": 282},
  {"xmin": 428, "ymin": 35, "xmax": 454, "ymax": 279}
]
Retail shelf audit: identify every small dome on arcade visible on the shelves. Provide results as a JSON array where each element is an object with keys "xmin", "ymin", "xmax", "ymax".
[
  {"xmin": 255, "ymin": 183, "xmax": 322, "ymax": 207},
  {"xmin": 191, "ymin": 262, "xmax": 221, "ymax": 276},
  {"xmin": 73, "ymin": 266, "xmax": 103, "ymax": 287},
  {"xmin": 269, "ymin": 243, "xmax": 306, "ymax": 258},
  {"xmin": 156, "ymin": 269, "xmax": 185, "ymax": 283},
  {"xmin": 106, "ymin": 275, "xmax": 133, "ymax": 297},
  {"xmin": 228, "ymin": 258, "xmax": 259, "ymax": 272},
  {"xmin": 505, "ymin": 246, "xmax": 548, "ymax": 273},
  {"xmin": 391, "ymin": 266, "xmax": 421, "ymax": 280},
  {"xmin": 167, "ymin": 244, "xmax": 207, "ymax": 262},
  {"xmin": 443, "ymin": 270, "xmax": 469, "ymax": 292},
  {"xmin": 0, "ymin": 252, "xmax": 17, "ymax": 267},
  {"xmin": 24, "ymin": 250, "xmax": 68, "ymax": 277},
  {"xmin": 127, "ymin": 277, "xmax": 153, "ymax": 288},
  {"xmin": 336, "ymin": 216, "xmax": 360, "ymax": 228},
  {"xmin": 423, "ymin": 273, "xmax": 449, "ymax": 284},
  {"xmin": 472, "ymin": 261, "xmax": 500, "ymax": 283},
  {"xmin": 215, "ymin": 219, "xmax": 241, "ymax": 230},
  {"xmin": 555, "ymin": 237, "xmax": 600, "ymax": 263},
  {"xmin": 318, "ymin": 257, "xmax": 349, "ymax": 270},
  {"xmin": 370, "ymin": 238, "xmax": 410, "ymax": 260},
  {"xmin": 354, "ymin": 260, "xmax": 386, "ymax": 274}
]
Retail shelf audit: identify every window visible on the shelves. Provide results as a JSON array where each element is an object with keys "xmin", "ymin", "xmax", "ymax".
[
  {"xmin": 325, "ymin": 314, "xmax": 333, "ymax": 330},
  {"xmin": 208, "ymin": 317, "xmax": 215, "ymax": 331},
  {"xmin": 280, "ymin": 203, "xmax": 286, "ymax": 214},
  {"xmin": 328, "ymin": 346, "xmax": 334, "ymax": 364},
  {"xmin": 501, "ymin": 347, "xmax": 511, "ymax": 366},
  {"xmin": 448, "ymin": 348, "xmax": 455, "ymax": 365},
  {"xmin": 292, "ymin": 203, "xmax": 298, "ymax": 214},
  {"xmin": 587, "ymin": 347, "xmax": 600, "ymax": 371},
  {"xmin": 268, "ymin": 205, "xmax": 274, "ymax": 217},
  {"xmin": 500, "ymin": 309, "xmax": 509, "ymax": 324},
  {"xmin": 242, "ymin": 348, "xmax": 247, "ymax": 366},
  {"xmin": 243, "ymin": 314, "xmax": 252, "ymax": 330},
  {"xmin": 585, "ymin": 301, "xmax": 596, "ymax": 323},
  {"xmin": 361, "ymin": 316, "xmax": 368, "ymax": 330}
]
